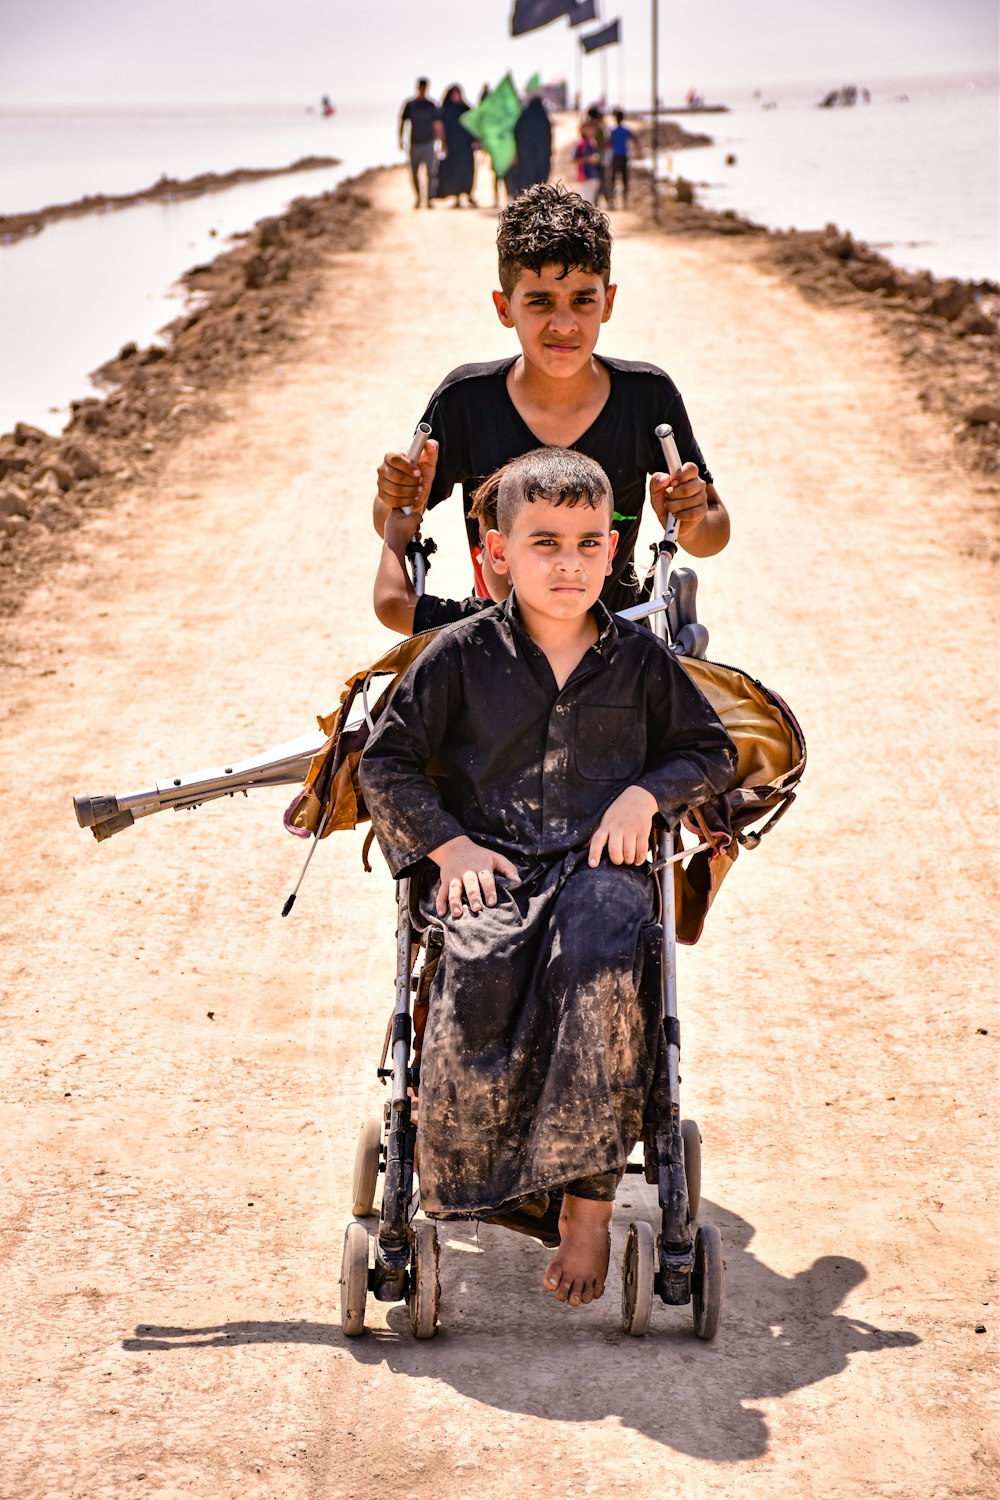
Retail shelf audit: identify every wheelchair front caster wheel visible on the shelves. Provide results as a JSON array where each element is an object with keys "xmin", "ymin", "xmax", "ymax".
[
  {"xmin": 692, "ymin": 1222, "xmax": 724, "ymax": 1341},
  {"xmin": 621, "ymin": 1220, "xmax": 655, "ymax": 1336},
  {"xmin": 351, "ymin": 1114, "xmax": 383, "ymax": 1217},
  {"xmin": 681, "ymin": 1118, "xmax": 702, "ymax": 1222},
  {"xmin": 408, "ymin": 1219, "xmax": 440, "ymax": 1339},
  {"xmin": 340, "ymin": 1221, "xmax": 369, "ymax": 1337}
]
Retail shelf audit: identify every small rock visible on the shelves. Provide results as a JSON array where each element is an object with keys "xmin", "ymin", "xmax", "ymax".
[
  {"xmin": 847, "ymin": 262, "xmax": 897, "ymax": 294},
  {"xmin": 13, "ymin": 421, "xmax": 47, "ymax": 445},
  {"xmin": 32, "ymin": 497, "xmax": 76, "ymax": 531},
  {"xmin": 0, "ymin": 513, "xmax": 27, "ymax": 537},
  {"xmin": 117, "ymin": 341, "xmax": 138, "ymax": 361},
  {"xmin": 975, "ymin": 1323, "xmax": 986, "ymax": 1333},
  {"xmin": 60, "ymin": 442, "xmax": 101, "ymax": 479},
  {"xmin": 0, "ymin": 487, "xmax": 30, "ymax": 519},
  {"xmin": 967, "ymin": 404, "xmax": 1000, "ymax": 426},
  {"xmin": 36, "ymin": 461, "xmax": 74, "ymax": 492},
  {"xmin": 674, "ymin": 177, "xmax": 695, "ymax": 205},
  {"xmin": 929, "ymin": 280, "xmax": 973, "ymax": 321},
  {"xmin": 955, "ymin": 305, "xmax": 997, "ymax": 337}
]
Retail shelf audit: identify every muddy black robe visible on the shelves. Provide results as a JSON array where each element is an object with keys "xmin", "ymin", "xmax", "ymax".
[{"xmin": 359, "ymin": 599, "xmax": 736, "ymax": 1216}]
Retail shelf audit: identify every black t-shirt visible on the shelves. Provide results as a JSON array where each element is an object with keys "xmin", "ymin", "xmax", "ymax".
[
  {"xmin": 413, "ymin": 592, "xmax": 490, "ymax": 633},
  {"xmin": 419, "ymin": 355, "xmax": 712, "ymax": 612},
  {"xmin": 401, "ymin": 97, "xmax": 440, "ymax": 147}
]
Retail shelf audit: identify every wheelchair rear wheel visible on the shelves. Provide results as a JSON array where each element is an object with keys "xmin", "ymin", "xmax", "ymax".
[
  {"xmin": 351, "ymin": 1114, "xmax": 383, "ymax": 1217},
  {"xmin": 681, "ymin": 1119, "xmax": 702, "ymax": 1222},
  {"xmin": 408, "ymin": 1219, "xmax": 440, "ymax": 1339},
  {"xmin": 691, "ymin": 1222, "xmax": 724, "ymax": 1340},
  {"xmin": 340, "ymin": 1220, "xmax": 369, "ymax": 1337},
  {"xmin": 621, "ymin": 1220, "xmax": 655, "ymax": 1336}
]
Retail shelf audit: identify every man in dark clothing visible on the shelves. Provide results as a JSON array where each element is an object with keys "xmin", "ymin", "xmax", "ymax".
[
  {"xmin": 360, "ymin": 449, "xmax": 735, "ymax": 1308},
  {"xmin": 399, "ymin": 78, "xmax": 444, "ymax": 208}
]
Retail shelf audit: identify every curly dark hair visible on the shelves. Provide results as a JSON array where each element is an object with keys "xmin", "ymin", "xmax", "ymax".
[
  {"xmin": 496, "ymin": 182, "xmax": 613, "ymax": 296},
  {"xmin": 496, "ymin": 448, "xmax": 611, "ymax": 533}
]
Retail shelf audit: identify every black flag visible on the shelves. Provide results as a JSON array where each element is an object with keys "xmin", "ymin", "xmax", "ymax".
[
  {"xmin": 569, "ymin": 0, "xmax": 599, "ymax": 24},
  {"xmin": 511, "ymin": 0, "xmax": 574, "ymax": 36},
  {"xmin": 580, "ymin": 17, "xmax": 620, "ymax": 51}
]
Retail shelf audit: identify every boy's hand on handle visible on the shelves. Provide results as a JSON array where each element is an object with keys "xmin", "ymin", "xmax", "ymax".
[
  {"xmin": 430, "ymin": 835, "xmax": 520, "ymax": 918},
  {"xmin": 377, "ymin": 437, "xmax": 439, "ymax": 512},
  {"xmin": 588, "ymin": 785, "xmax": 659, "ymax": 868},
  {"xmin": 383, "ymin": 506, "xmax": 423, "ymax": 551},
  {"xmin": 649, "ymin": 462, "xmax": 707, "ymax": 535}
]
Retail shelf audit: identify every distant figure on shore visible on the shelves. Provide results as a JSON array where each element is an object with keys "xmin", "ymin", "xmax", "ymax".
[
  {"xmin": 320, "ymin": 94, "xmax": 335, "ymax": 118},
  {"xmin": 608, "ymin": 109, "xmax": 635, "ymax": 208},
  {"xmin": 399, "ymin": 78, "xmax": 444, "ymax": 209},
  {"xmin": 435, "ymin": 85, "xmax": 478, "ymax": 208},
  {"xmin": 572, "ymin": 119, "xmax": 602, "ymax": 205},
  {"xmin": 506, "ymin": 93, "xmax": 552, "ymax": 197}
]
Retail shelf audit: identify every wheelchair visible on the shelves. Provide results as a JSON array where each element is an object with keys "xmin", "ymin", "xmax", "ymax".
[{"xmin": 339, "ymin": 812, "xmax": 725, "ymax": 1341}]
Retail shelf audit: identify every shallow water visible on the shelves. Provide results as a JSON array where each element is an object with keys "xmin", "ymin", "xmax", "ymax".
[
  {"xmin": 1, "ymin": 82, "xmax": 996, "ymax": 437},
  {"xmin": 0, "ymin": 105, "xmax": 393, "ymax": 434},
  {"xmin": 673, "ymin": 74, "xmax": 998, "ymax": 283}
]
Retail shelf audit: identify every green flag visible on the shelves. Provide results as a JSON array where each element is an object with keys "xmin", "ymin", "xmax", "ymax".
[
  {"xmin": 460, "ymin": 74, "xmax": 523, "ymax": 178},
  {"xmin": 525, "ymin": 71, "xmax": 543, "ymax": 91}
]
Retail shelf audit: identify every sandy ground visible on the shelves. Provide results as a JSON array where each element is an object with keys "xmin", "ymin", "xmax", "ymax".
[{"xmin": 1, "ymin": 164, "xmax": 997, "ymax": 1500}]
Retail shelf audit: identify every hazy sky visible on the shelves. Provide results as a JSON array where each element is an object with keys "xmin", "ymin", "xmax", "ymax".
[{"xmin": 2, "ymin": 0, "xmax": 996, "ymax": 109}]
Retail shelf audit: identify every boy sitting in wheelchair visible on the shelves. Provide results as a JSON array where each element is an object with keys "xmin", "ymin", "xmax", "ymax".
[{"xmin": 359, "ymin": 449, "xmax": 735, "ymax": 1308}]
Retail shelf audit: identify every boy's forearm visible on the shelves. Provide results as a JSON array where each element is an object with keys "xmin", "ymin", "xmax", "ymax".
[
  {"xmin": 679, "ymin": 487, "xmax": 730, "ymax": 558},
  {"xmin": 373, "ymin": 539, "xmax": 418, "ymax": 634}
]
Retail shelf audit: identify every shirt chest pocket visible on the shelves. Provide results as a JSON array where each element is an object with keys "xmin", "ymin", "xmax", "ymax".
[{"xmin": 572, "ymin": 704, "xmax": 641, "ymax": 782}]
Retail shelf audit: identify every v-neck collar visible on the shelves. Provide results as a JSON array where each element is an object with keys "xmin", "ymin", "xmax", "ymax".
[{"xmin": 499, "ymin": 355, "xmax": 614, "ymax": 452}]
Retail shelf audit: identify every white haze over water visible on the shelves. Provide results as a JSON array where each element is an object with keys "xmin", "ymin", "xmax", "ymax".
[{"xmin": 0, "ymin": 75, "xmax": 995, "ymax": 435}]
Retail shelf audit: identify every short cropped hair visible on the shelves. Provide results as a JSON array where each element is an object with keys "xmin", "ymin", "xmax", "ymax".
[
  {"xmin": 496, "ymin": 182, "xmax": 612, "ymax": 297},
  {"xmin": 496, "ymin": 448, "xmax": 612, "ymax": 534}
]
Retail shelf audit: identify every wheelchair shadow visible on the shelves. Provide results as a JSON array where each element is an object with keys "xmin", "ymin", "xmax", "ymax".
[{"xmin": 124, "ymin": 1199, "xmax": 919, "ymax": 1461}]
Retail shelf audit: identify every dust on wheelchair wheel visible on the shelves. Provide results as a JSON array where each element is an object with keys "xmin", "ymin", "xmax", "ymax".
[
  {"xmin": 621, "ymin": 1220, "xmax": 655, "ymax": 1336},
  {"xmin": 681, "ymin": 1118, "xmax": 702, "ymax": 1223},
  {"xmin": 408, "ymin": 1219, "xmax": 440, "ymax": 1339},
  {"xmin": 351, "ymin": 1113, "xmax": 383, "ymax": 1217},
  {"xmin": 340, "ymin": 1220, "xmax": 369, "ymax": 1338},
  {"xmin": 691, "ymin": 1221, "xmax": 724, "ymax": 1340}
]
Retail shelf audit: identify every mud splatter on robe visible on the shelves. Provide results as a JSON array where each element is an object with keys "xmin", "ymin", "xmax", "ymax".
[{"xmin": 359, "ymin": 598, "xmax": 735, "ymax": 1216}]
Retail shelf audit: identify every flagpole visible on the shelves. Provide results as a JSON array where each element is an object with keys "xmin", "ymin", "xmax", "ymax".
[{"xmin": 650, "ymin": 0, "xmax": 660, "ymax": 223}]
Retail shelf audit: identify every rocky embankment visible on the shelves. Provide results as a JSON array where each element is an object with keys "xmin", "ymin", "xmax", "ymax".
[
  {"xmin": 633, "ymin": 172, "xmax": 1000, "ymax": 490},
  {"xmin": 0, "ymin": 176, "xmax": 374, "ymax": 614},
  {"xmin": 0, "ymin": 156, "xmax": 340, "ymax": 246}
]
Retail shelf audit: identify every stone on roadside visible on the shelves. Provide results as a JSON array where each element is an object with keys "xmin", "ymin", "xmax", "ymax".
[
  {"xmin": 36, "ymin": 460, "xmax": 75, "ymax": 492},
  {"xmin": 955, "ymin": 305, "xmax": 997, "ymax": 338},
  {"xmin": 930, "ymin": 280, "xmax": 973, "ymax": 321},
  {"xmin": 61, "ymin": 442, "xmax": 101, "ymax": 479},
  {"xmin": 13, "ymin": 421, "xmax": 47, "ymax": 446},
  {"xmin": 0, "ymin": 487, "xmax": 30, "ymax": 519},
  {"xmin": 966, "ymin": 402, "xmax": 1000, "ymax": 426}
]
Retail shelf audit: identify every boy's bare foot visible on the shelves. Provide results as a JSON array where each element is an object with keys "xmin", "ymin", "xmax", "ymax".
[{"xmin": 543, "ymin": 1194, "xmax": 612, "ymax": 1306}]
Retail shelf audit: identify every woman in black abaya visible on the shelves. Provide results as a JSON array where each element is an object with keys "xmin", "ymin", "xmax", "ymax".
[{"xmin": 435, "ymin": 85, "xmax": 478, "ymax": 207}]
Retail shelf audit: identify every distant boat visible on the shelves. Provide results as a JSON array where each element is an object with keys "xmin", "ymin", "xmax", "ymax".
[{"xmin": 659, "ymin": 103, "xmax": 729, "ymax": 114}]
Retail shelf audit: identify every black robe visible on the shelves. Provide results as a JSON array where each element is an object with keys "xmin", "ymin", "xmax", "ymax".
[
  {"xmin": 359, "ymin": 599, "xmax": 736, "ymax": 1216},
  {"xmin": 435, "ymin": 98, "xmax": 476, "ymax": 199}
]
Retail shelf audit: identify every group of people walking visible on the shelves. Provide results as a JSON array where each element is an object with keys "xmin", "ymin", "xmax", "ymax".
[
  {"xmin": 399, "ymin": 78, "xmax": 552, "ymax": 210},
  {"xmin": 573, "ymin": 106, "xmax": 636, "ymax": 208}
]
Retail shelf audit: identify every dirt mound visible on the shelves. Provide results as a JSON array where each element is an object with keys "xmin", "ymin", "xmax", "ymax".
[
  {"xmin": 0, "ymin": 156, "xmax": 340, "ymax": 246},
  {"xmin": 0, "ymin": 175, "xmax": 375, "ymax": 616}
]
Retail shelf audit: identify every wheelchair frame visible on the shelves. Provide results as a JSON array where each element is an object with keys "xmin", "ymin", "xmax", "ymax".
[{"xmin": 340, "ymin": 423, "xmax": 725, "ymax": 1340}]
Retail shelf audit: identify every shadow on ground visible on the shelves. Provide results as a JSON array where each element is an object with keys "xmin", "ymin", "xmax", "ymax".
[{"xmin": 124, "ymin": 1200, "xmax": 919, "ymax": 1461}]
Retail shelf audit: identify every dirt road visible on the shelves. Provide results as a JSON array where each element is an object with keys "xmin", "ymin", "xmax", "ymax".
[{"xmin": 2, "ymin": 166, "xmax": 996, "ymax": 1500}]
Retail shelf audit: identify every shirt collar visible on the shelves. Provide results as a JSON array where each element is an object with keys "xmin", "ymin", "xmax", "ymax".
[{"xmin": 502, "ymin": 593, "xmax": 619, "ymax": 658}]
